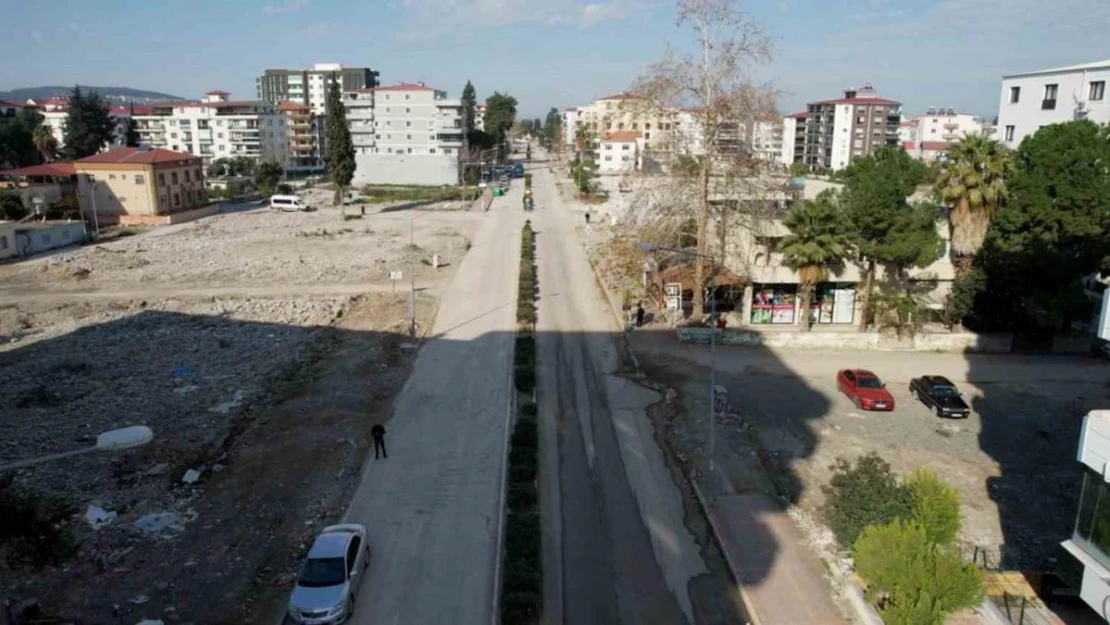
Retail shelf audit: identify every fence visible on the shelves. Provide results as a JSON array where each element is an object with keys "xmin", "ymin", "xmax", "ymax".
[{"xmin": 966, "ymin": 546, "xmax": 1059, "ymax": 625}]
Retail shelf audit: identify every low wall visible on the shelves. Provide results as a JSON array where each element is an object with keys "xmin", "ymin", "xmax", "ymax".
[
  {"xmin": 115, "ymin": 204, "xmax": 220, "ymax": 226},
  {"xmin": 352, "ymin": 154, "xmax": 459, "ymax": 186},
  {"xmin": 676, "ymin": 327, "xmax": 1092, "ymax": 354}
]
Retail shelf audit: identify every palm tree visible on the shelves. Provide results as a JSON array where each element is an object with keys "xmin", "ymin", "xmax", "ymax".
[
  {"xmin": 934, "ymin": 134, "xmax": 1012, "ymax": 273},
  {"xmin": 780, "ymin": 191, "xmax": 852, "ymax": 331},
  {"xmin": 32, "ymin": 125, "xmax": 58, "ymax": 163}
]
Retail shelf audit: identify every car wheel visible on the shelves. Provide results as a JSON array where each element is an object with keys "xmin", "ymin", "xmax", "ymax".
[
  {"xmin": 854, "ymin": 396, "xmax": 862, "ymax": 410},
  {"xmin": 910, "ymin": 388, "xmax": 918, "ymax": 401},
  {"xmin": 932, "ymin": 405, "xmax": 941, "ymax": 418}
]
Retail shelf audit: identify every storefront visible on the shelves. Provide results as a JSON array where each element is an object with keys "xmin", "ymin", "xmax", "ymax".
[{"xmin": 750, "ymin": 283, "xmax": 857, "ymax": 326}]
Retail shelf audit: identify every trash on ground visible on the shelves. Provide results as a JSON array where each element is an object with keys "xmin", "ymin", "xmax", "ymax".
[
  {"xmin": 181, "ymin": 469, "xmax": 202, "ymax": 484},
  {"xmin": 85, "ymin": 504, "xmax": 117, "ymax": 530},
  {"xmin": 134, "ymin": 512, "xmax": 179, "ymax": 534}
]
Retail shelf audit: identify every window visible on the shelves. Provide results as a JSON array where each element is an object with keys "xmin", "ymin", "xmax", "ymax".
[
  {"xmin": 172, "ymin": 172, "xmax": 178, "ymax": 184},
  {"xmin": 135, "ymin": 175, "xmax": 145, "ymax": 184},
  {"xmin": 406, "ymin": 121, "xmax": 412, "ymax": 127},
  {"xmin": 1090, "ymin": 81, "xmax": 1106, "ymax": 101},
  {"xmin": 407, "ymin": 147, "xmax": 413, "ymax": 154},
  {"xmin": 1004, "ymin": 125, "xmax": 1015, "ymax": 142},
  {"xmin": 406, "ymin": 134, "xmax": 412, "ymax": 140},
  {"xmin": 171, "ymin": 132, "xmax": 178, "ymax": 139},
  {"xmin": 618, "ymin": 122, "xmax": 625, "ymax": 130},
  {"xmin": 444, "ymin": 148, "xmax": 452, "ymax": 154},
  {"xmin": 621, "ymin": 155, "xmax": 630, "ymax": 162},
  {"xmin": 173, "ymin": 193, "xmax": 180, "ymax": 206},
  {"xmin": 218, "ymin": 133, "xmax": 224, "ymax": 139},
  {"xmin": 184, "ymin": 170, "xmax": 191, "ymax": 182},
  {"xmin": 159, "ymin": 174, "xmax": 165, "ymax": 186},
  {"xmin": 0, "ymin": 235, "xmax": 8, "ymax": 251},
  {"xmin": 387, "ymin": 134, "xmax": 391, "ymax": 140},
  {"xmin": 604, "ymin": 155, "xmax": 612, "ymax": 161},
  {"xmin": 1073, "ymin": 467, "xmax": 1110, "ymax": 569},
  {"xmin": 405, "ymin": 94, "xmax": 410, "ymax": 100},
  {"xmin": 267, "ymin": 119, "xmax": 273, "ymax": 126},
  {"xmin": 109, "ymin": 174, "xmax": 116, "ymax": 180},
  {"xmin": 345, "ymin": 536, "xmax": 362, "ymax": 574},
  {"xmin": 386, "ymin": 121, "xmax": 392, "ymax": 127},
  {"xmin": 645, "ymin": 132, "xmax": 651, "ymax": 140},
  {"xmin": 621, "ymin": 144, "xmax": 630, "ymax": 150},
  {"xmin": 1043, "ymin": 84, "xmax": 1058, "ymax": 109},
  {"xmin": 196, "ymin": 168, "xmax": 201, "ymax": 179},
  {"xmin": 217, "ymin": 120, "xmax": 224, "ymax": 126},
  {"xmin": 1009, "ymin": 86, "xmax": 1020, "ymax": 103},
  {"xmin": 386, "ymin": 108, "xmax": 391, "ymax": 113},
  {"xmin": 604, "ymin": 144, "xmax": 612, "ymax": 150},
  {"xmin": 384, "ymin": 94, "xmax": 390, "ymax": 100},
  {"xmin": 429, "ymin": 148, "xmax": 436, "ymax": 154}
]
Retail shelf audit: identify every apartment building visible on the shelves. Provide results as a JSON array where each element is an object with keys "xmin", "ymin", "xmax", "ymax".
[
  {"xmin": 26, "ymin": 95, "xmax": 144, "ymax": 152},
  {"xmin": 257, "ymin": 63, "xmax": 380, "ymax": 116},
  {"xmin": 789, "ymin": 84, "xmax": 901, "ymax": 171},
  {"xmin": 132, "ymin": 91, "xmax": 288, "ymax": 166},
  {"xmin": 598, "ymin": 131, "xmax": 641, "ymax": 173},
  {"xmin": 900, "ymin": 108, "xmax": 987, "ymax": 161},
  {"xmin": 278, "ymin": 101, "xmax": 316, "ymax": 170},
  {"xmin": 74, "ymin": 146, "xmax": 209, "ymax": 222},
  {"xmin": 780, "ymin": 112, "xmax": 808, "ymax": 167},
  {"xmin": 343, "ymin": 82, "xmax": 465, "ymax": 186},
  {"xmin": 997, "ymin": 59, "xmax": 1110, "ymax": 149},
  {"xmin": 1, "ymin": 100, "xmax": 30, "ymax": 117}
]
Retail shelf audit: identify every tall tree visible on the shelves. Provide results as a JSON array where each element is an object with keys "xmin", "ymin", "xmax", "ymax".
[
  {"xmin": 840, "ymin": 147, "xmax": 932, "ymax": 330},
  {"xmin": 62, "ymin": 86, "xmax": 116, "ymax": 159},
  {"xmin": 32, "ymin": 125, "xmax": 58, "ymax": 162},
  {"xmin": 0, "ymin": 108, "xmax": 45, "ymax": 169},
  {"xmin": 543, "ymin": 107, "xmax": 562, "ymax": 150},
  {"xmin": 934, "ymin": 134, "xmax": 1012, "ymax": 271},
  {"xmin": 780, "ymin": 190, "xmax": 852, "ymax": 331},
  {"xmin": 124, "ymin": 101, "xmax": 142, "ymax": 148},
  {"xmin": 254, "ymin": 160, "xmax": 284, "ymax": 197},
  {"xmin": 461, "ymin": 81, "xmax": 478, "ymax": 134},
  {"xmin": 483, "ymin": 92, "xmax": 518, "ymax": 158},
  {"xmin": 631, "ymin": 0, "xmax": 776, "ymax": 317},
  {"xmin": 324, "ymin": 73, "xmax": 356, "ymax": 209}
]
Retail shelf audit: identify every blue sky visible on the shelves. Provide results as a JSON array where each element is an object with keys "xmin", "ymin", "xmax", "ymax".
[{"xmin": 3, "ymin": 0, "xmax": 1108, "ymax": 120}]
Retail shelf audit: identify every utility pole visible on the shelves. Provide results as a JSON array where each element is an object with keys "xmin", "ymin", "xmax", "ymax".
[
  {"xmin": 85, "ymin": 174, "xmax": 101, "ymax": 238},
  {"xmin": 409, "ymin": 216, "xmax": 416, "ymax": 339}
]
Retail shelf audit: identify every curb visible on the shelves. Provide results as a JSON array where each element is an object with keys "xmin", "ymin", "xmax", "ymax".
[
  {"xmin": 686, "ymin": 475, "xmax": 763, "ymax": 625},
  {"xmin": 578, "ymin": 234, "xmax": 640, "ymax": 371}
]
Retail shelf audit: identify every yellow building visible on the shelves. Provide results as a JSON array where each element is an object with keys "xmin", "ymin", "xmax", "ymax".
[{"xmin": 74, "ymin": 147, "xmax": 210, "ymax": 224}]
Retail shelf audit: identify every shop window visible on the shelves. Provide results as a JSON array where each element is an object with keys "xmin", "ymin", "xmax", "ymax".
[
  {"xmin": 750, "ymin": 286, "xmax": 796, "ymax": 324},
  {"xmin": 807, "ymin": 283, "xmax": 857, "ymax": 325}
]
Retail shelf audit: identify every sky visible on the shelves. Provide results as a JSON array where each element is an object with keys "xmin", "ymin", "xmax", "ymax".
[{"xmin": 2, "ymin": 0, "xmax": 1109, "ymax": 121}]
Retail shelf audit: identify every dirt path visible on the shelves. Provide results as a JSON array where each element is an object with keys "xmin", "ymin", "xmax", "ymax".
[{"xmin": 0, "ymin": 280, "xmax": 447, "ymax": 305}]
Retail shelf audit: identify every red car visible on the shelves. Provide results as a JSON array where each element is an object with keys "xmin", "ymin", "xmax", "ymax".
[{"xmin": 837, "ymin": 369, "xmax": 895, "ymax": 411}]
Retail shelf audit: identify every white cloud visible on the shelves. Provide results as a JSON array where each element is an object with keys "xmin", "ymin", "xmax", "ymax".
[
  {"xmin": 397, "ymin": 0, "xmax": 626, "ymax": 38},
  {"xmin": 31, "ymin": 30, "xmax": 43, "ymax": 42},
  {"xmin": 264, "ymin": 0, "xmax": 309, "ymax": 15}
]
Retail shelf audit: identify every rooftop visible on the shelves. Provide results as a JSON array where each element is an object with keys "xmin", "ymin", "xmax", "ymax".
[
  {"xmin": 784, "ymin": 111, "xmax": 809, "ymax": 119},
  {"xmin": 1, "ymin": 100, "xmax": 33, "ymax": 109},
  {"xmin": 75, "ymin": 147, "xmax": 200, "ymax": 165},
  {"xmin": 0, "ymin": 163, "xmax": 77, "ymax": 177},
  {"xmin": 277, "ymin": 101, "xmax": 311, "ymax": 111},
  {"xmin": 374, "ymin": 82, "xmax": 436, "ymax": 92},
  {"xmin": 811, "ymin": 96, "xmax": 901, "ymax": 106},
  {"xmin": 205, "ymin": 89, "xmax": 230, "ymax": 95},
  {"xmin": 597, "ymin": 92, "xmax": 643, "ymax": 101},
  {"xmin": 1004, "ymin": 58, "xmax": 1110, "ymax": 78},
  {"xmin": 603, "ymin": 130, "xmax": 642, "ymax": 141},
  {"xmin": 920, "ymin": 141, "xmax": 951, "ymax": 151}
]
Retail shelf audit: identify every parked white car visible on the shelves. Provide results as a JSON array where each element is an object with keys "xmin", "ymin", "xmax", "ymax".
[
  {"xmin": 287, "ymin": 524, "xmax": 370, "ymax": 624},
  {"xmin": 270, "ymin": 194, "xmax": 311, "ymax": 212}
]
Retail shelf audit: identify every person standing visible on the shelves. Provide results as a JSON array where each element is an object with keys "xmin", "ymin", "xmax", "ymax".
[
  {"xmin": 584, "ymin": 212, "xmax": 591, "ymax": 225},
  {"xmin": 635, "ymin": 302, "xmax": 645, "ymax": 327},
  {"xmin": 371, "ymin": 423, "xmax": 387, "ymax": 459}
]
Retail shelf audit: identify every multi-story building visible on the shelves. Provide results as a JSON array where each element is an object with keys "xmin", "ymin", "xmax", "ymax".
[
  {"xmin": 278, "ymin": 101, "xmax": 316, "ymax": 170},
  {"xmin": 132, "ymin": 91, "xmax": 288, "ymax": 167},
  {"xmin": 997, "ymin": 59, "xmax": 1110, "ymax": 149},
  {"xmin": 1061, "ymin": 410, "xmax": 1110, "ymax": 621},
  {"xmin": 790, "ymin": 84, "xmax": 901, "ymax": 171},
  {"xmin": 74, "ymin": 146, "xmax": 210, "ymax": 223},
  {"xmin": 598, "ymin": 131, "xmax": 641, "ymax": 173},
  {"xmin": 900, "ymin": 108, "xmax": 988, "ymax": 161},
  {"xmin": 780, "ymin": 112, "xmax": 808, "ymax": 167},
  {"xmin": 26, "ymin": 95, "xmax": 145, "ymax": 153},
  {"xmin": 342, "ymin": 82, "xmax": 465, "ymax": 186},
  {"xmin": 257, "ymin": 63, "xmax": 380, "ymax": 116}
]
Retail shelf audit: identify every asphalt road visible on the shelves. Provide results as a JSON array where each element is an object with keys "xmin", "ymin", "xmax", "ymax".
[
  {"xmin": 340, "ymin": 188, "xmax": 523, "ymax": 625},
  {"xmin": 531, "ymin": 159, "xmax": 709, "ymax": 625}
]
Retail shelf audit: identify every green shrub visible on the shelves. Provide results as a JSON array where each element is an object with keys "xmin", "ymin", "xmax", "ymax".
[
  {"xmin": 853, "ymin": 520, "xmax": 984, "ymax": 625},
  {"xmin": 511, "ymin": 419, "xmax": 538, "ymax": 450},
  {"xmin": 823, "ymin": 453, "xmax": 913, "ymax": 549},
  {"xmin": 500, "ymin": 590, "xmax": 541, "ymax": 624},
  {"xmin": 509, "ymin": 444, "xmax": 537, "ymax": 470},
  {"xmin": 514, "ymin": 364, "xmax": 536, "ymax": 392},
  {"xmin": 516, "ymin": 302, "xmax": 536, "ymax": 326},
  {"xmin": 906, "ymin": 469, "xmax": 962, "ymax": 545},
  {"xmin": 509, "ymin": 462, "xmax": 537, "ymax": 483},
  {"xmin": 502, "ymin": 560, "xmax": 541, "ymax": 594},
  {"xmin": 519, "ymin": 402, "xmax": 538, "ymax": 417},
  {"xmin": 508, "ymin": 483, "xmax": 538, "ymax": 512},
  {"xmin": 505, "ymin": 511, "xmax": 540, "ymax": 560}
]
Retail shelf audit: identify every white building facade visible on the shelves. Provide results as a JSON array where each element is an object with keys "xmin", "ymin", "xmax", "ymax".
[
  {"xmin": 598, "ymin": 131, "xmax": 641, "ymax": 173},
  {"xmin": 28, "ymin": 95, "xmax": 137, "ymax": 153},
  {"xmin": 1062, "ymin": 410, "xmax": 1110, "ymax": 622},
  {"xmin": 998, "ymin": 59, "xmax": 1110, "ymax": 149},
  {"xmin": 901, "ymin": 108, "xmax": 988, "ymax": 161},
  {"xmin": 344, "ymin": 83, "xmax": 464, "ymax": 186},
  {"xmin": 132, "ymin": 91, "xmax": 288, "ymax": 166}
]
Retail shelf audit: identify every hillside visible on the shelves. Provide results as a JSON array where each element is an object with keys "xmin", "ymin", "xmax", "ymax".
[{"xmin": 0, "ymin": 86, "xmax": 184, "ymax": 103}]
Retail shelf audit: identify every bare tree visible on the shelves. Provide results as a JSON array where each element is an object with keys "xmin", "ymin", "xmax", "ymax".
[{"xmin": 629, "ymin": 0, "xmax": 777, "ymax": 318}]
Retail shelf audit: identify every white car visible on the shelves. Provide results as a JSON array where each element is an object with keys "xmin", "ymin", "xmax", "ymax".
[{"xmin": 287, "ymin": 524, "xmax": 370, "ymax": 624}]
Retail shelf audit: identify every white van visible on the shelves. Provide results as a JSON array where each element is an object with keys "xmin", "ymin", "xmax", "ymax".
[{"xmin": 269, "ymin": 195, "xmax": 309, "ymax": 212}]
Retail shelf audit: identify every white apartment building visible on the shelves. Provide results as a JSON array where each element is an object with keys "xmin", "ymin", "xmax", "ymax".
[
  {"xmin": 27, "ymin": 95, "xmax": 138, "ymax": 153},
  {"xmin": 780, "ymin": 112, "xmax": 807, "ymax": 168},
  {"xmin": 901, "ymin": 108, "xmax": 988, "ymax": 161},
  {"xmin": 598, "ymin": 131, "xmax": 641, "ymax": 173},
  {"xmin": 998, "ymin": 59, "xmax": 1110, "ymax": 149},
  {"xmin": 343, "ymin": 82, "xmax": 464, "ymax": 186},
  {"xmin": 132, "ymin": 91, "xmax": 288, "ymax": 166}
]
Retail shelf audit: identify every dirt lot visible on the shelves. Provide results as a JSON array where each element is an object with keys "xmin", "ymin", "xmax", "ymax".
[{"xmin": 0, "ymin": 201, "xmax": 476, "ymax": 624}]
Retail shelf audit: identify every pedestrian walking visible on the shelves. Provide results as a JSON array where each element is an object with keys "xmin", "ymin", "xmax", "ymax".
[
  {"xmin": 371, "ymin": 423, "xmax": 387, "ymax": 459},
  {"xmin": 635, "ymin": 302, "xmax": 645, "ymax": 327},
  {"xmin": 584, "ymin": 212, "xmax": 591, "ymax": 225}
]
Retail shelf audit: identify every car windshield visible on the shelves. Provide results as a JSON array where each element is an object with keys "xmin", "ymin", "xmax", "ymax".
[
  {"xmin": 857, "ymin": 376, "xmax": 883, "ymax": 389},
  {"xmin": 298, "ymin": 557, "xmax": 346, "ymax": 587},
  {"xmin": 932, "ymin": 385, "xmax": 959, "ymax": 397}
]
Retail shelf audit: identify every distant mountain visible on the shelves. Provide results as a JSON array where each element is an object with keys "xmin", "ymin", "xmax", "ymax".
[{"xmin": 0, "ymin": 86, "xmax": 185, "ymax": 104}]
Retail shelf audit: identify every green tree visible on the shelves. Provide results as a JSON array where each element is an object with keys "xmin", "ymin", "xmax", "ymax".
[
  {"xmin": 935, "ymin": 135, "xmax": 1012, "ymax": 270},
  {"xmin": 840, "ymin": 147, "xmax": 930, "ymax": 330},
  {"xmin": 822, "ymin": 453, "xmax": 913, "ymax": 549},
  {"xmin": 254, "ymin": 160, "xmax": 284, "ymax": 197},
  {"xmin": 780, "ymin": 190, "xmax": 852, "ymax": 331},
  {"xmin": 906, "ymin": 469, "xmax": 962, "ymax": 545},
  {"xmin": 788, "ymin": 162, "xmax": 809, "ymax": 177},
  {"xmin": 0, "ymin": 192, "xmax": 28, "ymax": 220},
  {"xmin": 124, "ymin": 102, "xmax": 141, "ymax": 147},
  {"xmin": 0, "ymin": 108, "xmax": 45, "ymax": 169},
  {"xmin": 324, "ymin": 73, "xmax": 356, "ymax": 210},
  {"xmin": 32, "ymin": 124, "xmax": 58, "ymax": 162},
  {"xmin": 542, "ymin": 107, "xmax": 562, "ymax": 151},
  {"xmin": 484, "ymin": 92, "xmax": 518, "ymax": 157},
  {"xmin": 979, "ymin": 120, "xmax": 1110, "ymax": 330},
  {"xmin": 62, "ymin": 86, "xmax": 116, "ymax": 159},
  {"xmin": 853, "ymin": 520, "xmax": 984, "ymax": 625},
  {"xmin": 461, "ymin": 81, "xmax": 478, "ymax": 134}
]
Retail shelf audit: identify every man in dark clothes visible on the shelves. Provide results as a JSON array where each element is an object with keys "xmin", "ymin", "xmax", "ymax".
[
  {"xmin": 584, "ymin": 212, "xmax": 590, "ymax": 225},
  {"xmin": 371, "ymin": 424, "xmax": 387, "ymax": 459},
  {"xmin": 635, "ymin": 302, "xmax": 645, "ymax": 327}
]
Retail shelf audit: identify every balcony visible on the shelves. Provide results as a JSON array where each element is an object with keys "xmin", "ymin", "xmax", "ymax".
[{"xmin": 1042, "ymin": 99, "xmax": 1057, "ymax": 110}]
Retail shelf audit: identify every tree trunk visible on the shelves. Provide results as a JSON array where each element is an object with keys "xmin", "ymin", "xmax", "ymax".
[
  {"xmin": 692, "ymin": 163, "xmax": 710, "ymax": 319},
  {"xmin": 800, "ymin": 283, "xmax": 813, "ymax": 331},
  {"xmin": 339, "ymin": 185, "xmax": 346, "ymax": 218},
  {"xmin": 857, "ymin": 259, "xmax": 875, "ymax": 332}
]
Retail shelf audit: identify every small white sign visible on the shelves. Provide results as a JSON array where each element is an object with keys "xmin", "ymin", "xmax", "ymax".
[
  {"xmin": 389, "ymin": 271, "xmax": 402, "ymax": 281},
  {"xmin": 665, "ymin": 283, "xmax": 682, "ymax": 297},
  {"xmin": 666, "ymin": 296, "xmax": 681, "ymax": 311}
]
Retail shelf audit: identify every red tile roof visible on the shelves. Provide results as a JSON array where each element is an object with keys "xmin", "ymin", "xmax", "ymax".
[
  {"xmin": 903, "ymin": 141, "xmax": 916, "ymax": 150},
  {"xmin": 920, "ymin": 141, "xmax": 950, "ymax": 151},
  {"xmin": 373, "ymin": 82, "xmax": 435, "ymax": 92},
  {"xmin": 75, "ymin": 147, "xmax": 200, "ymax": 165},
  {"xmin": 811, "ymin": 97, "xmax": 901, "ymax": 106},
  {"xmin": 603, "ymin": 130, "xmax": 642, "ymax": 141},
  {"xmin": 206, "ymin": 89, "xmax": 229, "ymax": 95},
  {"xmin": 277, "ymin": 101, "xmax": 310, "ymax": 111},
  {"xmin": 0, "ymin": 99, "xmax": 33, "ymax": 109},
  {"xmin": 0, "ymin": 163, "xmax": 77, "ymax": 177},
  {"xmin": 785, "ymin": 111, "xmax": 809, "ymax": 119}
]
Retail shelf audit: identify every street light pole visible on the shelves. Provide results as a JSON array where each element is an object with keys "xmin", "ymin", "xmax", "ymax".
[
  {"xmin": 409, "ymin": 216, "xmax": 416, "ymax": 339},
  {"xmin": 0, "ymin": 425, "xmax": 153, "ymax": 472}
]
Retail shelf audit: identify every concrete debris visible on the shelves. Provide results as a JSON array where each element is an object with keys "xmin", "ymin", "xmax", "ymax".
[
  {"xmin": 145, "ymin": 463, "xmax": 170, "ymax": 477},
  {"xmin": 134, "ymin": 512, "xmax": 179, "ymax": 534},
  {"xmin": 129, "ymin": 595, "xmax": 150, "ymax": 605},
  {"xmin": 181, "ymin": 469, "xmax": 202, "ymax": 485},
  {"xmin": 85, "ymin": 504, "xmax": 118, "ymax": 530},
  {"xmin": 210, "ymin": 390, "xmax": 245, "ymax": 415}
]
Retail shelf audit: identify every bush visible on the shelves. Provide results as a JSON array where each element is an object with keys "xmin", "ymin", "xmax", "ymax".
[
  {"xmin": 853, "ymin": 520, "xmax": 984, "ymax": 625},
  {"xmin": 509, "ymin": 444, "xmax": 537, "ymax": 470},
  {"xmin": 519, "ymin": 402, "xmax": 538, "ymax": 418},
  {"xmin": 501, "ymin": 591, "xmax": 541, "ymax": 623},
  {"xmin": 508, "ymin": 483, "xmax": 538, "ymax": 512},
  {"xmin": 277, "ymin": 183, "xmax": 294, "ymax": 195},
  {"xmin": 509, "ymin": 462, "xmax": 537, "ymax": 484},
  {"xmin": 502, "ymin": 560, "xmax": 541, "ymax": 594},
  {"xmin": 511, "ymin": 419, "xmax": 538, "ymax": 450},
  {"xmin": 514, "ymin": 365, "xmax": 536, "ymax": 393},
  {"xmin": 823, "ymin": 453, "xmax": 913, "ymax": 549},
  {"xmin": 0, "ymin": 192, "xmax": 29, "ymax": 220},
  {"xmin": 505, "ymin": 511, "xmax": 540, "ymax": 560},
  {"xmin": 906, "ymin": 469, "xmax": 961, "ymax": 545}
]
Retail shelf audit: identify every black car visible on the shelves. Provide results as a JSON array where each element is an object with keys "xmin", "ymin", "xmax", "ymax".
[{"xmin": 908, "ymin": 375, "xmax": 971, "ymax": 418}]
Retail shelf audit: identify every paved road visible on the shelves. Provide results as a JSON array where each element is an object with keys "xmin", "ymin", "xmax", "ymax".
[
  {"xmin": 341, "ymin": 189, "xmax": 522, "ymax": 625},
  {"xmin": 531, "ymin": 159, "xmax": 708, "ymax": 625}
]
